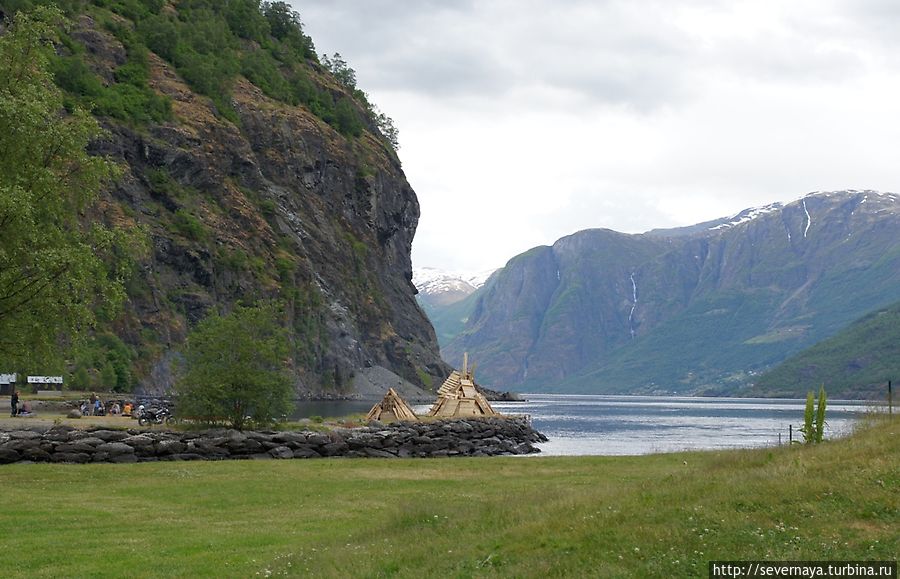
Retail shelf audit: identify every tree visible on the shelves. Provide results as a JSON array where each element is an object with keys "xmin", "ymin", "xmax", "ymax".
[
  {"xmin": 175, "ymin": 303, "xmax": 294, "ymax": 430},
  {"xmin": 321, "ymin": 52, "xmax": 356, "ymax": 89},
  {"xmin": 0, "ymin": 7, "xmax": 134, "ymax": 365},
  {"xmin": 99, "ymin": 361, "xmax": 117, "ymax": 391},
  {"xmin": 70, "ymin": 365, "xmax": 91, "ymax": 391}
]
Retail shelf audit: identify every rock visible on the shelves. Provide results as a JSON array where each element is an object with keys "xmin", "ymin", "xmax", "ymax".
[
  {"xmin": 269, "ymin": 446, "xmax": 293, "ymax": 459},
  {"xmin": 292, "ymin": 446, "xmax": 321, "ymax": 459},
  {"xmin": 67, "ymin": 409, "xmax": 83, "ymax": 419},
  {"xmin": 51, "ymin": 452, "xmax": 91, "ymax": 464},
  {"xmin": 305, "ymin": 433, "xmax": 330, "ymax": 446},
  {"xmin": 363, "ymin": 448, "xmax": 396, "ymax": 458},
  {"xmin": 122, "ymin": 435, "xmax": 155, "ymax": 447},
  {"xmin": 156, "ymin": 439, "xmax": 186, "ymax": 455},
  {"xmin": 90, "ymin": 430, "xmax": 130, "ymax": 442},
  {"xmin": 7, "ymin": 431, "xmax": 41, "ymax": 440},
  {"xmin": 97, "ymin": 442, "xmax": 135, "ymax": 456},
  {"xmin": 0, "ymin": 448, "xmax": 21, "ymax": 464},
  {"xmin": 55, "ymin": 442, "xmax": 99, "ymax": 454},
  {"xmin": 21, "ymin": 447, "xmax": 52, "ymax": 462}
]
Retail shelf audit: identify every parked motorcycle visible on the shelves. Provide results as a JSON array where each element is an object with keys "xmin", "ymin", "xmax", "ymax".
[{"xmin": 137, "ymin": 407, "xmax": 175, "ymax": 426}]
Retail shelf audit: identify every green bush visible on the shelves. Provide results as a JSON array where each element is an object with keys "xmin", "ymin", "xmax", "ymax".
[{"xmin": 172, "ymin": 209, "xmax": 207, "ymax": 241}]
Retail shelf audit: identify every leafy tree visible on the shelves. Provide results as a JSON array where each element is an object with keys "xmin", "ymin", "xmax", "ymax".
[
  {"xmin": 334, "ymin": 97, "xmax": 363, "ymax": 137},
  {"xmin": 71, "ymin": 365, "xmax": 91, "ymax": 391},
  {"xmin": 321, "ymin": 52, "xmax": 356, "ymax": 89},
  {"xmin": 224, "ymin": 0, "xmax": 270, "ymax": 43},
  {"xmin": 175, "ymin": 303, "xmax": 294, "ymax": 430},
  {"xmin": 99, "ymin": 360, "xmax": 118, "ymax": 391},
  {"xmin": 0, "ymin": 7, "xmax": 135, "ymax": 365}
]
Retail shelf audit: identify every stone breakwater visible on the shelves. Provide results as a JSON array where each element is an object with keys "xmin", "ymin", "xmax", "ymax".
[{"xmin": 0, "ymin": 417, "xmax": 548, "ymax": 464}]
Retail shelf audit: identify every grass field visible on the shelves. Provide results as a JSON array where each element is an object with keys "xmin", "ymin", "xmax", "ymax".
[{"xmin": 0, "ymin": 416, "xmax": 896, "ymax": 578}]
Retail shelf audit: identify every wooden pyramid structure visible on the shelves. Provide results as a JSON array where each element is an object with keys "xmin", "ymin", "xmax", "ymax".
[
  {"xmin": 366, "ymin": 388, "xmax": 419, "ymax": 422},
  {"xmin": 427, "ymin": 353, "xmax": 499, "ymax": 418}
]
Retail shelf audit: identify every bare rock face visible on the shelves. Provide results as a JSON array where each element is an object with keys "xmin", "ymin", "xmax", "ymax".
[{"xmin": 72, "ymin": 18, "xmax": 449, "ymax": 397}]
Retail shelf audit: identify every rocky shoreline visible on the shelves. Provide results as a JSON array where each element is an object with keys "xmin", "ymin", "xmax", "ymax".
[{"xmin": 0, "ymin": 417, "xmax": 548, "ymax": 464}]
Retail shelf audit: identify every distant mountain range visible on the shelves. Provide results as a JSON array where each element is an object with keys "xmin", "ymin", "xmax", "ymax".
[
  {"xmin": 425, "ymin": 190, "xmax": 900, "ymax": 398},
  {"xmin": 413, "ymin": 268, "xmax": 495, "ymax": 349}
]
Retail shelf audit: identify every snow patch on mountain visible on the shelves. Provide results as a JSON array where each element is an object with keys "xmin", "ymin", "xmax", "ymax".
[
  {"xmin": 413, "ymin": 267, "xmax": 497, "ymax": 296},
  {"xmin": 707, "ymin": 190, "xmax": 899, "ymax": 234}
]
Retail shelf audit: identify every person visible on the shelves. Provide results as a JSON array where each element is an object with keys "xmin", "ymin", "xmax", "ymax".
[
  {"xmin": 123, "ymin": 402, "xmax": 133, "ymax": 417},
  {"xmin": 93, "ymin": 398, "xmax": 102, "ymax": 416},
  {"xmin": 18, "ymin": 400, "xmax": 32, "ymax": 417},
  {"xmin": 110, "ymin": 402, "xmax": 120, "ymax": 415},
  {"xmin": 80, "ymin": 401, "xmax": 89, "ymax": 416},
  {"xmin": 10, "ymin": 389, "xmax": 18, "ymax": 417}
]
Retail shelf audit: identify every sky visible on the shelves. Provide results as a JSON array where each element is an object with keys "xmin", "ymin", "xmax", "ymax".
[{"xmin": 291, "ymin": 0, "xmax": 900, "ymax": 272}]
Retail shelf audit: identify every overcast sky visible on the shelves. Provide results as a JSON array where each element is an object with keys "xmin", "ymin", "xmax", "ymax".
[{"xmin": 291, "ymin": 0, "xmax": 900, "ymax": 272}]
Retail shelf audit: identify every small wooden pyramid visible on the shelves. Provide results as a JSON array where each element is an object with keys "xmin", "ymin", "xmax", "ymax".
[
  {"xmin": 427, "ymin": 353, "xmax": 498, "ymax": 418},
  {"xmin": 366, "ymin": 388, "xmax": 419, "ymax": 422}
]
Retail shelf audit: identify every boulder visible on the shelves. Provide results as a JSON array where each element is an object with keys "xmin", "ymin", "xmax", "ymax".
[
  {"xmin": 90, "ymin": 430, "xmax": 130, "ymax": 442},
  {"xmin": 96, "ymin": 442, "xmax": 135, "ymax": 456},
  {"xmin": 268, "ymin": 446, "xmax": 293, "ymax": 459},
  {"xmin": 0, "ymin": 448, "xmax": 21, "ymax": 464}
]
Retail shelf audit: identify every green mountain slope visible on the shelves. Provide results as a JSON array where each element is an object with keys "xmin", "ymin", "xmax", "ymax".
[
  {"xmin": 0, "ymin": 0, "xmax": 449, "ymax": 395},
  {"xmin": 444, "ymin": 191, "xmax": 900, "ymax": 397},
  {"xmin": 747, "ymin": 301, "xmax": 900, "ymax": 399}
]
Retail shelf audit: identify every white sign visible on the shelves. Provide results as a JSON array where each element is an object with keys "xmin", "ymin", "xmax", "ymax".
[
  {"xmin": 0, "ymin": 373, "xmax": 16, "ymax": 384},
  {"xmin": 27, "ymin": 376, "xmax": 63, "ymax": 384}
]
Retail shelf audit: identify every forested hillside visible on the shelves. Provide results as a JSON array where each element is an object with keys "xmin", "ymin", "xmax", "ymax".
[
  {"xmin": 0, "ymin": 0, "xmax": 449, "ymax": 396},
  {"xmin": 748, "ymin": 300, "xmax": 900, "ymax": 399}
]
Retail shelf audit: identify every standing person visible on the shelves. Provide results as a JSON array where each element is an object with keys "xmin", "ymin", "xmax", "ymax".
[{"xmin": 10, "ymin": 389, "xmax": 18, "ymax": 417}]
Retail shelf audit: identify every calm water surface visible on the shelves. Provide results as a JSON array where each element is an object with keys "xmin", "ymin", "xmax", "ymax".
[
  {"xmin": 293, "ymin": 394, "xmax": 876, "ymax": 456},
  {"xmin": 491, "ymin": 394, "xmax": 875, "ymax": 456}
]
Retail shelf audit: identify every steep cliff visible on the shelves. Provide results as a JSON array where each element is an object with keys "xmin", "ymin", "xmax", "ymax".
[
  {"xmin": 6, "ymin": 2, "xmax": 450, "ymax": 396},
  {"xmin": 443, "ymin": 191, "xmax": 900, "ymax": 396}
]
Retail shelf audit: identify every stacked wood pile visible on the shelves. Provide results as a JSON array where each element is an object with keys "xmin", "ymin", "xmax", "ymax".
[
  {"xmin": 427, "ymin": 354, "xmax": 498, "ymax": 418},
  {"xmin": 365, "ymin": 388, "xmax": 419, "ymax": 422}
]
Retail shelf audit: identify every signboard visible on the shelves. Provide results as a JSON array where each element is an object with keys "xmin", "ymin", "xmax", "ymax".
[
  {"xmin": 0, "ymin": 373, "xmax": 16, "ymax": 384},
  {"xmin": 27, "ymin": 376, "xmax": 63, "ymax": 384}
]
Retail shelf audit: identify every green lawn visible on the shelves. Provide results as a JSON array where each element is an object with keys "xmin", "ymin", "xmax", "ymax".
[{"xmin": 1, "ymin": 416, "xmax": 896, "ymax": 578}]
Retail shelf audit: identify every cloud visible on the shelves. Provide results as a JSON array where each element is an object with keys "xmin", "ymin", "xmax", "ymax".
[{"xmin": 291, "ymin": 1, "xmax": 900, "ymax": 271}]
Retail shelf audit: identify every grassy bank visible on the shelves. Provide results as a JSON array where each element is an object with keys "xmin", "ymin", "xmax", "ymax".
[{"xmin": 1, "ymin": 416, "xmax": 896, "ymax": 578}]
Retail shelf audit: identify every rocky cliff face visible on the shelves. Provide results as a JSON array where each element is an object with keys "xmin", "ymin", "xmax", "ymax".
[
  {"xmin": 443, "ymin": 191, "xmax": 900, "ymax": 395},
  {"xmin": 71, "ymin": 14, "xmax": 449, "ymax": 395}
]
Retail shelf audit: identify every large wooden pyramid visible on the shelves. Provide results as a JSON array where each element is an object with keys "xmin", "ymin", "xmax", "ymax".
[
  {"xmin": 427, "ymin": 353, "xmax": 498, "ymax": 418},
  {"xmin": 366, "ymin": 388, "xmax": 419, "ymax": 422}
]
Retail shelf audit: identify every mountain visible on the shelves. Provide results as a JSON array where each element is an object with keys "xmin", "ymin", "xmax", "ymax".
[
  {"xmin": 413, "ymin": 267, "xmax": 495, "ymax": 308},
  {"xmin": 443, "ymin": 191, "xmax": 900, "ymax": 397},
  {"xmin": 748, "ymin": 300, "xmax": 900, "ymax": 399},
  {"xmin": 412, "ymin": 267, "xmax": 495, "ymax": 348},
  {"xmin": 7, "ymin": 1, "xmax": 450, "ymax": 396}
]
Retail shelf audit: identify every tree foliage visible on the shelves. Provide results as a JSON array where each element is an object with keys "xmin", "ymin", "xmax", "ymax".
[
  {"xmin": 0, "ymin": 6, "xmax": 136, "ymax": 365},
  {"xmin": 801, "ymin": 386, "xmax": 827, "ymax": 444},
  {"xmin": 175, "ymin": 303, "xmax": 294, "ymax": 430}
]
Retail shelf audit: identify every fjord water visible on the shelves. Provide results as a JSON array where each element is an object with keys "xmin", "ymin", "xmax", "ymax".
[{"xmin": 492, "ymin": 394, "xmax": 874, "ymax": 456}]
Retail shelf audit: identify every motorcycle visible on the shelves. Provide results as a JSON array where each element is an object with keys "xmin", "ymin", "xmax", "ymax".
[{"xmin": 137, "ymin": 407, "xmax": 175, "ymax": 426}]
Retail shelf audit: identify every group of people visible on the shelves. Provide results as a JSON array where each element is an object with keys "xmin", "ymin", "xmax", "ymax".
[
  {"xmin": 7, "ymin": 391, "xmax": 140, "ymax": 419},
  {"xmin": 78, "ymin": 393, "xmax": 134, "ymax": 417},
  {"xmin": 8, "ymin": 390, "xmax": 32, "ymax": 417}
]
